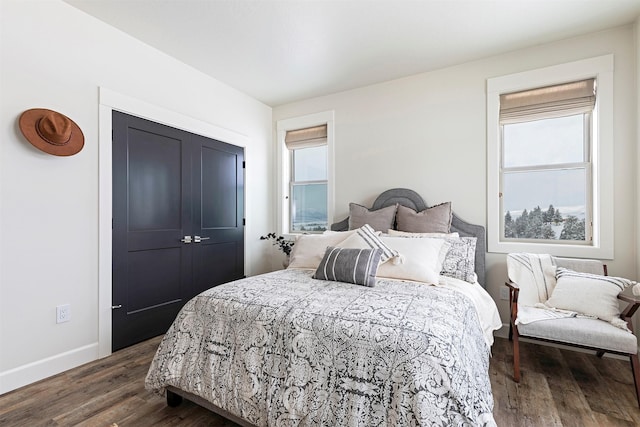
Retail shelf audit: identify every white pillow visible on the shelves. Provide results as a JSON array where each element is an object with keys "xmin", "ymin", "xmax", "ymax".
[
  {"xmin": 382, "ymin": 232, "xmax": 450, "ymax": 270},
  {"xmin": 545, "ymin": 267, "xmax": 636, "ymax": 329},
  {"xmin": 288, "ymin": 233, "xmax": 351, "ymax": 269},
  {"xmin": 336, "ymin": 224, "xmax": 399, "ymax": 264},
  {"xmin": 387, "ymin": 229, "xmax": 459, "ymax": 239},
  {"xmin": 376, "ymin": 236, "xmax": 447, "ymax": 285},
  {"xmin": 386, "ymin": 230, "xmax": 477, "ymax": 283}
]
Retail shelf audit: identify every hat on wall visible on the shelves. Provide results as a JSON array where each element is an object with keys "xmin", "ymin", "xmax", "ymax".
[{"xmin": 19, "ymin": 108, "xmax": 84, "ymax": 156}]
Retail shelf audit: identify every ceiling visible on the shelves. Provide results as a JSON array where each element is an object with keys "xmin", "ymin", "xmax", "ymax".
[{"xmin": 65, "ymin": 0, "xmax": 640, "ymax": 107}]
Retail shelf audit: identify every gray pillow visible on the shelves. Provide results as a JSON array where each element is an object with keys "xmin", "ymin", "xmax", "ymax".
[
  {"xmin": 348, "ymin": 203, "xmax": 397, "ymax": 232},
  {"xmin": 396, "ymin": 203, "xmax": 452, "ymax": 233},
  {"xmin": 314, "ymin": 247, "xmax": 383, "ymax": 287}
]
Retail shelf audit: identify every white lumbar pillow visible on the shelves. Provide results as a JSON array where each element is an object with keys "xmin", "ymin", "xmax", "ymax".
[
  {"xmin": 376, "ymin": 236, "xmax": 447, "ymax": 285},
  {"xmin": 544, "ymin": 267, "xmax": 636, "ymax": 329},
  {"xmin": 288, "ymin": 233, "xmax": 352, "ymax": 270}
]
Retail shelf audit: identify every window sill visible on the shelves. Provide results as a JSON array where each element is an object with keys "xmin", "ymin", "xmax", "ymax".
[{"xmin": 488, "ymin": 240, "xmax": 613, "ymax": 260}]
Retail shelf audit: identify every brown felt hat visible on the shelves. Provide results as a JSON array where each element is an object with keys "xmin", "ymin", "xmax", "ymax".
[{"xmin": 19, "ymin": 108, "xmax": 84, "ymax": 156}]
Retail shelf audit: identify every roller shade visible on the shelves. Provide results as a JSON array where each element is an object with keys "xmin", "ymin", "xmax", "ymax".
[
  {"xmin": 285, "ymin": 124, "xmax": 327, "ymax": 150},
  {"xmin": 500, "ymin": 78, "xmax": 596, "ymax": 124}
]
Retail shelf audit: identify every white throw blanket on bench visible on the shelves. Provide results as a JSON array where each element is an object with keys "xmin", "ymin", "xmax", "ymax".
[{"xmin": 507, "ymin": 253, "xmax": 576, "ymax": 325}]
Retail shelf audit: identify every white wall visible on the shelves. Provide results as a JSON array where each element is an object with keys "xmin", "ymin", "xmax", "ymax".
[
  {"xmin": 274, "ymin": 25, "xmax": 638, "ymax": 328},
  {"xmin": 0, "ymin": 0, "xmax": 273, "ymax": 393}
]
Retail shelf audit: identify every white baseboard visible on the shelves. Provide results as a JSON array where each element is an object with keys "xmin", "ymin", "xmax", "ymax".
[{"xmin": 0, "ymin": 342, "xmax": 99, "ymax": 395}]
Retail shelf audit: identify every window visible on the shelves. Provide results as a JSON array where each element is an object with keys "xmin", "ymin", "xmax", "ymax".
[
  {"xmin": 500, "ymin": 79, "xmax": 594, "ymax": 244},
  {"xmin": 487, "ymin": 55, "xmax": 614, "ymax": 258},
  {"xmin": 287, "ymin": 126, "xmax": 328, "ymax": 232},
  {"xmin": 277, "ymin": 111, "xmax": 335, "ymax": 235}
]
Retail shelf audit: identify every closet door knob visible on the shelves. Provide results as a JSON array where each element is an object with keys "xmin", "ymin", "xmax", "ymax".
[
  {"xmin": 180, "ymin": 236, "xmax": 192, "ymax": 243},
  {"xmin": 194, "ymin": 236, "xmax": 210, "ymax": 243}
]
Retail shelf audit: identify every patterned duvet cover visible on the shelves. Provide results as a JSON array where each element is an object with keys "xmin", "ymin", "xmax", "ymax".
[{"xmin": 145, "ymin": 269, "xmax": 497, "ymax": 426}]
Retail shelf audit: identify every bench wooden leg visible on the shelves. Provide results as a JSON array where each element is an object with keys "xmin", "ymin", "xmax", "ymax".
[
  {"xmin": 512, "ymin": 323, "xmax": 520, "ymax": 383},
  {"xmin": 630, "ymin": 353, "xmax": 640, "ymax": 408}
]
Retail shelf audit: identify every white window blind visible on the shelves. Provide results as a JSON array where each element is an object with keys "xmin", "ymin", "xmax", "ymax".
[
  {"xmin": 284, "ymin": 125, "xmax": 327, "ymax": 150},
  {"xmin": 499, "ymin": 78, "xmax": 596, "ymax": 124}
]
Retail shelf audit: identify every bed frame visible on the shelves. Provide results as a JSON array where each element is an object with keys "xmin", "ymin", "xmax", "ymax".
[
  {"xmin": 165, "ymin": 188, "xmax": 487, "ymax": 420},
  {"xmin": 166, "ymin": 386, "xmax": 255, "ymax": 427},
  {"xmin": 331, "ymin": 188, "xmax": 487, "ymax": 288}
]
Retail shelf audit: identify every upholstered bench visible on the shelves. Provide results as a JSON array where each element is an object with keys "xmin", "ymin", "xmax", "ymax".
[{"xmin": 506, "ymin": 255, "xmax": 640, "ymax": 406}]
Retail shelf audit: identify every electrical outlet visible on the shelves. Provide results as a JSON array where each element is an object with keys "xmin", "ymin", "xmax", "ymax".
[
  {"xmin": 499, "ymin": 287, "xmax": 510, "ymax": 301},
  {"xmin": 56, "ymin": 304, "xmax": 71, "ymax": 323}
]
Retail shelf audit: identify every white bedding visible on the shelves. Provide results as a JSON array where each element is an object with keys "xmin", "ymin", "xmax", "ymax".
[{"xmin": 436, "ymin": 275, "xmax": 502, "ymax": 347}]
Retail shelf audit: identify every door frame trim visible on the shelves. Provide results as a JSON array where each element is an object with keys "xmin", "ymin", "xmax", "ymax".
[{"xmin": 98, "ymin": 87, "xmax": 249, "ymax": 357}]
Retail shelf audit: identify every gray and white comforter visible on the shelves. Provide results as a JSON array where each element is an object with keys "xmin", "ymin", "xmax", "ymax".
[{"xmin": 145, "ymin": 269, "xmax": 497, "ymax": 426}]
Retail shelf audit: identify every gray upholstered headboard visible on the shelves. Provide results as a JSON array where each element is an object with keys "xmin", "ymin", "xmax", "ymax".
[{"xmin": 330, "ymin": 188, "xmax": 487, "ymax": 288}]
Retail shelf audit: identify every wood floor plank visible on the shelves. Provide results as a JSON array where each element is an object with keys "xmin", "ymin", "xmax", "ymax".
[
  {"xmin": 514, "ymin": 345, "xmax": 563, "ymax": 426},
  {"xmin": 52, "ymin": 379, "xmax": 141, "ymax": 425},
  {"xmin": 531, "ymin": 344, "xmax": 599, "ymax": 427},
  {"xmin": 73, "ymin": 395, "xmax": 148, "ymax": 427},
  {"xmin": 592, "ymin": 412, "xmax": 638, "ymax": 427},
  {"xmin": 0, "ymin": 372, "xmax": 70, "ymax": 417},
  {"xmin": 564, "ymin": 351, "xmax": 633, "ymax": 422},
  {"xmin": 590, "ymin": 354, "xmax": 640, "ymax": 416},
  {"xmin": 3, "ymin": 336, "xmax": 640, "ymax": 426},
  {"xmin": 489, "ymin": 350, "xmax": 520, "ymax": 426}
]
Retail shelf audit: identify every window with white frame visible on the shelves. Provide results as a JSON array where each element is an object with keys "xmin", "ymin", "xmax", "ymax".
[
  {"xmin": 286, "ymin": 125, "xmax": 328, "ymax": 232},
  {"xmin": 500, "ymin": 79, "xmax": 595, "ymax": 244},
  {"xmin": 277, "ymin": 111, "xmax": 334, "ymax": 236},
  {"xmin": 487, "ymin": 55, "xmax": 614, "ymax": 259}
]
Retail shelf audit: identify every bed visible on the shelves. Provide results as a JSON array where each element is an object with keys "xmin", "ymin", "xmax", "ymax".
[{"xmin": 145, "ymin": 188, "xmax": 502, "ymax": 426}]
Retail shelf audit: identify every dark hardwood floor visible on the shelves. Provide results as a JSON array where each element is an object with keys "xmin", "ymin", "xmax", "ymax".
[
  {"xmin": 491, "ymin": 337, "xmax": 640, "ymax": 426},
  {"xmin": 1, "ymin": 336, "xmax": 639, "ymax": 426},
  {"xmin": 0, "ymin": 336, "xmax": 235, "ymax": 427}
]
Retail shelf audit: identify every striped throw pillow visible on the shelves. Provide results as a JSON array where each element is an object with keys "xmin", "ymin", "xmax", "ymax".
[
  {"xmin": 336, "ymin": 224, "xmax": 399, "ymax": 264},
  {"xmin": 314, "ymin": 247, "xmax": 383, "ymax": 287},
  {"xmin": 545, "ymin": 267, "xmax": 636, "ymax": 329}
]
